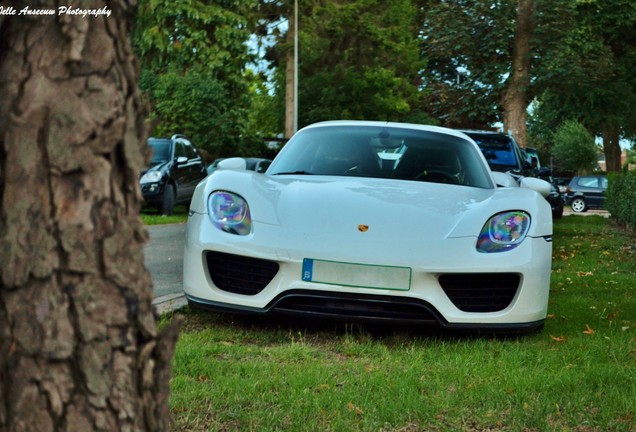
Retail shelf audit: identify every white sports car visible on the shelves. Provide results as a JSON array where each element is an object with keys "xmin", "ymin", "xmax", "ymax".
[{"xmin": 183, "ymin": 121, "xmax": 553, "ymax": 333}]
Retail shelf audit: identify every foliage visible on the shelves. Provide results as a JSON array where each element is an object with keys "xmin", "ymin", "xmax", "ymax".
[
  {"xmin": 166, "ymin": 216, "xmax": 635, "ymax": 431},
  {"xmin": 262, "ymin": 0, "xmax": 430, "ymax": 130},
  {"xmin": 418, "ymin": 0, "xmax": 517, "ymax": 128},
  {"xmin": 529, "ymin": 0, "xmax": 636, "ymax": 171},
  {"xmin": 134, "ymin": 0, "xmax": 263, "ymax": 159},
  {"xmin": 551, "ymin": 120, "xmax": 598, "ymax": 174},
  {"xmin": 606, "ymin": 170, "xmax": 636, "ymax": 230}
]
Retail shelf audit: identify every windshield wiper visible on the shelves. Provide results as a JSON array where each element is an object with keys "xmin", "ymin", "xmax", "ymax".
[{"xmin": 272, "ymin": 171, "xmax": 313, "ymax": 175}]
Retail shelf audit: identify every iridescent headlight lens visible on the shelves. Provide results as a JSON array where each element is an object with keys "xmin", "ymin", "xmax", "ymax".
[
  {"xmin": 477, "ymin": 211, "xmax": 530, "ymax": 253},
  {"xmin": 208, "ymin": 191, "xmax": 252, "ymax": 235}
]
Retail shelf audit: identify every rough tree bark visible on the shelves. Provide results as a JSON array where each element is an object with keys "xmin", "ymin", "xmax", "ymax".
[
  {"xmin": 284, "ymin": 4, "xmax": 296, "ymax": 139},
  {"xmin": 602, "ymin": 123, "xmax": 623, "ymax": 173},
  {"xmin": 0, "ymin": 1, "xmax": 179, "ymax": 431},
  {"xmin": 501, "ymin": 0, "xmax": 535, "ymax": 148}
]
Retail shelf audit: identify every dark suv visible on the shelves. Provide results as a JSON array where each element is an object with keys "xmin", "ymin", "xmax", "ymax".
[
  {"xmin": 564, "ymin": 175, "xmax": 608, "ymax": 212},
  {"xmin": 140, "ymin": 135, "xmax": 207, "ymax": 215},
  {"xmin": 459, "ymin": 130, "xmax": 564, "ymax": 219}
]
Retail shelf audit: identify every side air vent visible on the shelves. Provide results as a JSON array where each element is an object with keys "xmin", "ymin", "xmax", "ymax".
[
  {"xmin": 206, "ymin": 251, "xmax": 279, "ymax": 295},
  {"xmin": 438, "ymin": 273, "xmax": 520, "ymax": 312}
]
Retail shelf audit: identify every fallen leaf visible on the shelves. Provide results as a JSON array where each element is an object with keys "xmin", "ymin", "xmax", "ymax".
[
  {"xmin": 550, "ymin": 335, "xmax": 567, "ymax": 342},
  {"xmin": 347, "ymin": 402, "xmax": 364, "ymax": 416},
  {"xmin": 583, "ymin": 324, "xmax": 596, "ymax": 335}
]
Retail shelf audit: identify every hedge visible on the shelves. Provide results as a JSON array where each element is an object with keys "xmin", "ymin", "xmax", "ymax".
[{"xmin": 606, "ymin": 169, "xmax": 636, "ymax": 230}]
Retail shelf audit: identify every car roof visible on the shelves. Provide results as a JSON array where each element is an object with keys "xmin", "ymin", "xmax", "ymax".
[{"xmin": 303, "ymin": 120, "xmax": 472, "ymax": 141}]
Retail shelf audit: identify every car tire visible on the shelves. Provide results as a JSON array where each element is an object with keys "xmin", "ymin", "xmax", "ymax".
[
  {"xmin": 570, "ymin": 197, "xmax": 587, "ymax": 213},
  {"xmin": 159, "ymin": 184, "xmax": 175, "ymax": 216},
  {"xmin": 552, "ymin": 203, "xmax": 564, "ymax": 219}
]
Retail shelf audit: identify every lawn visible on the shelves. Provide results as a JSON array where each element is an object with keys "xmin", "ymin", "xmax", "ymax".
[
  {"xmin": 164, "ymin": 215, "xmax": 635, "ymax": 431},
  {"xmin": 141, "ymin": 204, "xmax": 189, "ymax": 225}
]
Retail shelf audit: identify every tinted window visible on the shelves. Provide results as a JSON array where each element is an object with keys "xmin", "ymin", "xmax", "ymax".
[
  {"xmin": 466, "ymin": 134, "xmax": 520, "ymax": 171},
  {"xmin": 148, "ymin": 139, "xmax": 172, "ymax": 164},
  {"xmin": 269, "ymin": 125, "xmax": 493, "ymax": 189},
  {"xmin": 578, "ymin": 177, "xmax": 598, "ymax": 188},
  {"xmin": 175, "ymin": 142, "xmax": 186, "ymax": 158},
  {"xmin": 184, "ymin": 142, "xmax": 198, "ymax": 159}
]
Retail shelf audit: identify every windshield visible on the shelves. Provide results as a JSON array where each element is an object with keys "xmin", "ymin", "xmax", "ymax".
[
  {"xmin": 466, "ymin": 134, "xmax": 520, "ymax": 172},
  {"xmin": 148, "ymin": 139, "xmax": 172, "ymax": 164},
  {"xmin": 268, "ymin": 125, "xmax": 493, "ymax": 189}
]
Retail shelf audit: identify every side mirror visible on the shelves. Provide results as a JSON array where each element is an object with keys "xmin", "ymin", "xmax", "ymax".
[
  {"xmin": 492, "ymin": 172, "xmax": 519, "ymax": 188},
  {"xmin": 519, "ymin": 177, "xmax": 551, "ymax": 198},
  {"xmin": 175, "ymin": 156, "xmax": 188, "ymax": 165},
  {"xmin": 218, "ymin": 157, "xmax": 247, "ymax": 170}
]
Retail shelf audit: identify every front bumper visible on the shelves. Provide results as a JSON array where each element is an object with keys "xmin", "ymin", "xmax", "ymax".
[
  {"xmin": 183, "ymin": 213, "xmax": 552, "ymax": 331},
  {"xmin": 141, "ymin": 182, "xmax": 164, "ymax": 205}
]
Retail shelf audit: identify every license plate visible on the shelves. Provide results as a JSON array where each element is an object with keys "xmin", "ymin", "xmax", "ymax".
[{"xmin": 302, "ymin": 259, "xmax": 411, "ymax": 291}]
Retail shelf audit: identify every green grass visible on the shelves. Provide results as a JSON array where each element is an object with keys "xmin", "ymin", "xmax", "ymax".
[
  {"xmin": 141, "ymin": 204, "xmax": 189, "ymax": 225},
  {"xmin": 164, "ymin": 215, "xmax": 635, "ymax": 431}
]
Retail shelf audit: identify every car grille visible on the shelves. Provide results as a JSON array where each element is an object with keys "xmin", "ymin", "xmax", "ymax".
[
  {"xmin": 267, "ymin": 290, "xmax": 443, "ymax": 324},
  {"xmin": 438, "ymin": 273, "xmax": 520, "ymax": 312},
  {"xmin": 206, "ymin": 251, "xmax": 279, "ymax": 295}
]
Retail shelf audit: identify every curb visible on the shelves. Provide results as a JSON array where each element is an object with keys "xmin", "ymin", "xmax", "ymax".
[{"xmin": 152, "ymin": 293, "xmax": 187, "ymax": 315}]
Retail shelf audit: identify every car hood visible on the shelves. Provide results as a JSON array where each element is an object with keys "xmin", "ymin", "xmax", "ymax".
[
  {"xmin": 192, "ymin": 171, "xmax": 552, "ymax": 244},
  {"xmin": 141, "ymin": 161, "xmax": 169, "ymax": 176}
]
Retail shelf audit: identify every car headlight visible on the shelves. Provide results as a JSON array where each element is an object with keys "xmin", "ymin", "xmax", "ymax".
[
  {"xmin": 208, "ymin": 191, "xmax": 252, "ymax": 235},
  {"xmin": 477, "ymin": 211, "xmax": 530, "ymax": 253},
  {"xmin": 140, "ymin": 171, "xmax": 162, "ymax": 184}
]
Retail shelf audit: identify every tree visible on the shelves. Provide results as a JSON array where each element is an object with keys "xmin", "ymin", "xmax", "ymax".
[
  {"xmin": 134, "ymin": 0, "xmax": 260, "ymax": 158},
  {"xmin": 501, "ymin": 0, "xmax": 535, "ymax": 148},
  {"xmin": 0, "ymin": 1, "xmax": 178, "ymax": 430},
  {"xmin": 529, "ymin": 0, "xmax": 636, "ymax": 172},
  {"xmin": 262, "ymin": 0, "xmax": 430, "ymax": 131},
  {"xmin": 551, "ymin": 120, "xmax": 599, "ymax": 174},
  {"xmin": 418, "ymin": 0, "xmax": 518, "ymax": 129}
]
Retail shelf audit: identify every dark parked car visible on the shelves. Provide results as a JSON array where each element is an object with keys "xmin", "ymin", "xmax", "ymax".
[
  {"xmin": 206, "ymin": 157, "xmax": 272, "ymax": 176},
  {"xmin": 460, "ymin": 130, "xmax": 564, "ymax": 219},
  {"xmin": 140, "ymin": 135, "xmax": 207, "ymax": 215},
  {"xmin": 564, "ymin": 175, "xmax": 608, "ymax": 212}
]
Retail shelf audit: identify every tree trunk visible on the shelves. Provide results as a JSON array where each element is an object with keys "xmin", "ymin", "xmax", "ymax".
[
  {"xmin": 501, "ymin": 0, "xmax": 535, "ymax": 148},
  {"xmin": 0, "ymin": 2, "xmax": 179, "ymax": 431},
  {"xmin": 285, "ymin": 5, "xmax": 296, "ymax": 139},
  {"xmin": 602, "ymin": 123, "xmax": 622, "ymax": 173}
]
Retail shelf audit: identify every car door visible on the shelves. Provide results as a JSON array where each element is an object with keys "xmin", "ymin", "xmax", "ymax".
[
  {"xmin": 172, "ymin": 140, "xmax": 191, "ymax": 202},
  {"xmin": 596, "ymin": 176, "xmax": 608, "ymax": 207},
  {"xmin": 578, "ymin": 176, "xmax": 604, "ymax": 207},
  {"xmin": 183, "ymin": 141, "xmax": 206, "ymax": 197}
]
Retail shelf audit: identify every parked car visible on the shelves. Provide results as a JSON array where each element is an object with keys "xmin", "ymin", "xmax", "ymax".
[
  {"xmin": 183, "ymin": 121, "xmax": 553, "ymax": 333},
  {"xmin": 206, "ymin": 157, "xmax": 272, "ymax": 176},
  {"xmin": 564, "ymin": 175, "xmax": 608, "ymax": 212},
  {"xmin": 554, "ymin": 177, "xmax": 571, "ymax": 194},
  {"xmin": 140, "ymin": 135, "xmax": 207, "ymax": 215},
  {"xmin": 459, "ymin": 130, "xmax": 564, "ymax": 219}
]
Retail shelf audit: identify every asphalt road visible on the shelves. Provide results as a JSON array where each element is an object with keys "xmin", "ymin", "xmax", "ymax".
[{"xmin": 145, "ymin": 223, "xmax": 186, "ymax": 299}]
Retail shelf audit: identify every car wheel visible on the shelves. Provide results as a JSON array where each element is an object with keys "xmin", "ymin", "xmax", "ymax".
[
  {"xmin": 552, "ymin": 203, "xmax": 564, "ymax": 219},
  {"xmin": 570, "ymin": 197, "xmax": 587, "ymax": 213},
  {"xmin": 159, "ymin": 184, "xmax": 175, "ymax": 215}
]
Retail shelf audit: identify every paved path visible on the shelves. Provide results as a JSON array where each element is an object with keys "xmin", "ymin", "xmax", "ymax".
[
  {"xmin": 145, "ymin": 224, "xmax": 188, "ymax": 313},
  {"xmin": 562, "ymin": 208, "xmax": 610, "ymax": 217}
]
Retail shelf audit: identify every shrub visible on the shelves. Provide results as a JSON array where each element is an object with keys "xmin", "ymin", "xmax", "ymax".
[
  {"xmin": 606, "ymin": 169, "xmax": 636, "ymax": 230},
  {"xmin": 551, "ymin": 120, "xmax": 598, "ymax": 174}
]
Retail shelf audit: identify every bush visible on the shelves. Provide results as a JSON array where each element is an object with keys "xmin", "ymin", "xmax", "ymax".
[
  {"xmin": 551, "ymin": 120, "xmax": 598, "ymax": 174},
  {"xmin": 606, "ymin": 169, "xmax": 636, "ymax": 230}
]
